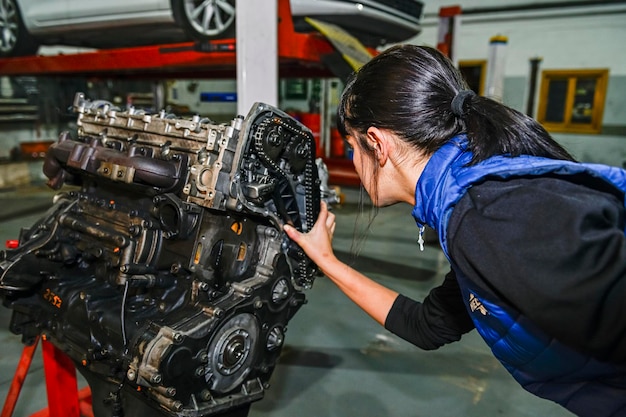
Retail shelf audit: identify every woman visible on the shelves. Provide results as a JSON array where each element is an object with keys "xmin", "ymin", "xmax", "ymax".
[{"xmin": 283, "ymin": 44, "xmax": 626, "ymax": 416}]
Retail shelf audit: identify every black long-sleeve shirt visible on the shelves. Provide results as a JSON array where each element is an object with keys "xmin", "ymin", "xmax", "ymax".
[{"xmin": 385, "ymin": 176, "xmax": 626, "ymax": 364}]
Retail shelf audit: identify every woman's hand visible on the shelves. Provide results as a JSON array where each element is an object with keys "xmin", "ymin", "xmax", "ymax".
[
  {"xmin": 283, "ymin": 201, "xmax": 337, "ymax": 270},
  {"xmin": 284, "ymin": 200, "xmax": 398, "ymax": 325}
]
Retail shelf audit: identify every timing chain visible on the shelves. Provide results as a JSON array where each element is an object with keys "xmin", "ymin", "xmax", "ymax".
[{"xmin": 253, "ymin": 116, "xmax": 318, "ymax": 288}]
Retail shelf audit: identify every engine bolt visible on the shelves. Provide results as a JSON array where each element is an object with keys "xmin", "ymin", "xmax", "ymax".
[
  {"xmin": 194, "ymin": 366, "xmax": 206, "ymax": 377},
  {"xmin": 166, "ymin": 387, "xmax": 177, "ymax": 397},
  {"xmin": 296, "ymin": 144, "xmax": 308, "ymax": 157},
  {"xmin": 173, "ymin": 333, "xmax": 184, "ymax": 344},
  {"xmin": 268, "ymin": 132, "xmax": 281, "ymax": 146},
  {"xmin": 126, "ymin": 369, "xmax": 136, "ymax": 381},
  {"xmin": 150, "ymin": 373, "xmax": 162, "ymax": 384},
  {"xmin": 200, "ymin": 390, "xmax": 212, "ymax": 401},
  {"xmin": 172, "ymin": 401, "xmax": 183, "ymax": 412}
]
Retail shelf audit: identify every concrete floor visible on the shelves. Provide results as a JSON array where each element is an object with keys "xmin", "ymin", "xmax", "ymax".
[{"xmin": 0, "ymin": 184, "xmax": 574, "ymax": 417}]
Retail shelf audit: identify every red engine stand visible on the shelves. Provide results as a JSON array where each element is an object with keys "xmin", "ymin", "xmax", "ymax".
[{"xmin": 1, "ymin": 336, "xmax": 93, "ymax": 417}]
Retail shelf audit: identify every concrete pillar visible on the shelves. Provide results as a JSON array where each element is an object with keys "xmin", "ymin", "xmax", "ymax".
[{"xmin": 236, "ymin": 0, "xmax": 278, "ymax": 115}]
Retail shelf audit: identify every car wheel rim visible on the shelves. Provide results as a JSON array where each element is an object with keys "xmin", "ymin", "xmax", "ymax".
[
  {"xmin": 0, "ymin": 0, "xmax": 18, "ymax": 53},
  {"xmin": 184, "ymin": 0, "xmax": 235, "ymax": 37}
]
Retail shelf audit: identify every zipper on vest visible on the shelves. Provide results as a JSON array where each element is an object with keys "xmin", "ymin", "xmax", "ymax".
[{"xmin": 417, "ymin": 225, "xmax": 425, "ymax": 251}]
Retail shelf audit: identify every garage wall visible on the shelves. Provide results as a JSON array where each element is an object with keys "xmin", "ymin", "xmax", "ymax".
[
  {"xmin": 405, "ymin": 1, "xmax": 626, "ymax": 167},
  {"xmin": 168, "ymin": 79, "xmax": 238, "ymax": 122}
]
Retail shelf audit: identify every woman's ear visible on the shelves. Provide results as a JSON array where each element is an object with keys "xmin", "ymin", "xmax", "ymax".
[{"xmin": 366, "ymin": 126, "xmax": 390, "ymax": 166}]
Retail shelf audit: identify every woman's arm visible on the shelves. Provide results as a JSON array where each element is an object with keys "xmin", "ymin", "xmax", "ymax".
[
  {"xmin": 283, "ymin": 202, "xmax": 398, "ymax": 325},
  {"xmin": 385, "ymin": 270, "xmax": 475, "ymax": 349},
  {"xmin": 284, "ymin": 202, "xmax": 474, "ymax": 350}
]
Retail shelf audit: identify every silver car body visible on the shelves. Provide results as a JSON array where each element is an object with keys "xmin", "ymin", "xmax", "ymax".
[
  {"xmin": 291, "ymin": 0, "xmax": 420, "ymax": 30},
  {"xmin": 14, "ymin": 0, "xmax": 422, "ymax": 51},
  {"xmin": 20, "ymin": 0, "xmax": 173, "ymax": 35}
]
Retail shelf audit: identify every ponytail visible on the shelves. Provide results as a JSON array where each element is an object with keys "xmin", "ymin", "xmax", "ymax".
[{"xmin": 460, "ymin": 93, "xmax": 575, "ymax": 164}]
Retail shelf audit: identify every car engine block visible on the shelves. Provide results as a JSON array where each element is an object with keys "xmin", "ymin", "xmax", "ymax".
[{"xmin": 0, "ymin": 93, "xmax": 335, "ymax": 417}]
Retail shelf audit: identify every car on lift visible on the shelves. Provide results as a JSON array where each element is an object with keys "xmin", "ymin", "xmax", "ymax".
[{"xmin": 0, "ymin": 0, "xmax": 424, "ymax": 58}]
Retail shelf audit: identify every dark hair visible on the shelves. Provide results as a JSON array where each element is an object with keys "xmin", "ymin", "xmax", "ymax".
[{"xmin": 337, "ymin": 44, "xmax": 575, "ymax": 165}]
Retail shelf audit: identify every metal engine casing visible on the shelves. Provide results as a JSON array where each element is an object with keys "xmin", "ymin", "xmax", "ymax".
[{"xmin": 0, "ymin": 93, "xmax": 333, "ymax": 416}]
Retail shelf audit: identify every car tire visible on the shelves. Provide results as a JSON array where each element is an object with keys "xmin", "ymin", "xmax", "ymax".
[
  {"xmin": 0, "ymin": 0, "xmax": 39, "ymax": 57},
  {"xmin": 172, "ymin": 0, "xmax": 236, "ymax": 42}
]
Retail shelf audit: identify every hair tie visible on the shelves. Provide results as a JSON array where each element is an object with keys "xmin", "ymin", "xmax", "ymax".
[{"xmin": 451, "ymin": 90, "xmax": 476, "ymax": 118}]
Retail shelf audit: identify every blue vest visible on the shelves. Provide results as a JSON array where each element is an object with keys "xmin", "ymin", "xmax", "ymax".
[{"xmin": 411, "ymin": 136, "xmax": 626, "ymax": 416}]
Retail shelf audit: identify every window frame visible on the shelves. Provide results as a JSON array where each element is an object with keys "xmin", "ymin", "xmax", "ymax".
[
  {"xmin": 458, "ymin": 59, "xmax": 487, "ymax": 95},
  {"xmin": 537, "ymin": 69, "xmax": 609, "ymax": 134}
]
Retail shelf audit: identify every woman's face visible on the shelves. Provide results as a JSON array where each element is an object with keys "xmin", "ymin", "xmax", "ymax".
[{"xmin": 346, "ymin": 127, "xmax": 421, "ymax": 208}]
